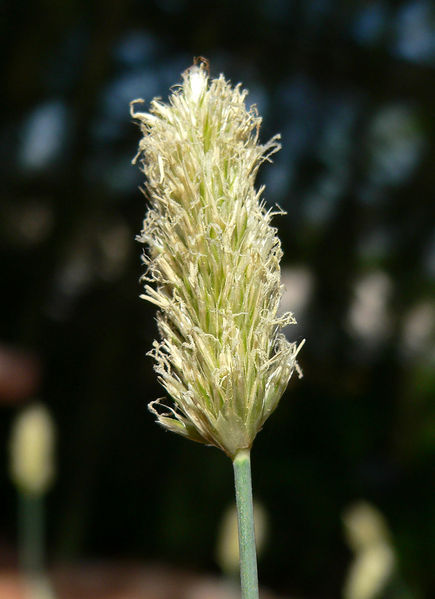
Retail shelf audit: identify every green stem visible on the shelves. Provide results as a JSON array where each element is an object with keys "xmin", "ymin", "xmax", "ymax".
[
  {"xmin": 18, "ymin": 491, "xmax": 44, "ymax": 575},
  {"xmin": 233, "ymin": 449, "xmax": 259, "ymax": 599}
]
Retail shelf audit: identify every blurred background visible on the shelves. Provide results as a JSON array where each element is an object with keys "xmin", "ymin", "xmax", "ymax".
[{"xmin": 1, "ymin": 0, "xmax": 434, "ymax": 598}]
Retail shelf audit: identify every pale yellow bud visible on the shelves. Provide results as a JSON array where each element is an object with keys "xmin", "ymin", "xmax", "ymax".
[
  {"xmin": 343, "ymin": 501, "xmax": 390, "ymax": 552},
  {"xmin": 9, "ymin": 403, "xmax": 56, "ymax": 495},
  {"xmin": 343, "ymin": 546, "xmax": 395, "ymax": 599},
  {"xmin": 343, "ymin": 502, "xmax": 395, "ymax": 599},
  {"xmin": 132, "ymin": 59, "xmax": 303, "ymax": 457}
]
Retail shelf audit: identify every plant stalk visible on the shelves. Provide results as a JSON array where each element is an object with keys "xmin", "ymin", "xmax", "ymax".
[
  {"xmin": 233, "ymin": 449, "xmax": 259, "ymax": 599},
  {"xmin": 18, "ymin": 491, "xmax": 44, "ymax": 575}
]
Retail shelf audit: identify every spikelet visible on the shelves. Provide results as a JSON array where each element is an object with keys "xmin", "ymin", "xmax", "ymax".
[
  {"xmin": 9, "ymin": 403, "xmax": 55, "ymax": 495},
  {"xmin": 343, "ymin": 502, "xmax": 395, "ymax": 599},
  {"xmin": 132, "ymin": 59, "xmax": 303, "ymax": 458}
]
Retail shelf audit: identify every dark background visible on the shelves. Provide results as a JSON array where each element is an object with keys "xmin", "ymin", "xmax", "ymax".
[{"xmin": 1, "ymin": 1, "xmax": 434, "ymax": 597}]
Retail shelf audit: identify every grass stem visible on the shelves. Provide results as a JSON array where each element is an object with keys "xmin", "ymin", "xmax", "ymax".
[
  {"xmin": 19, "ymin": 491, "xmax": 44, "ymax": 574},
  {"xmin": 233, "ymin": 449, "xmax": 259, "ymax": 599}
]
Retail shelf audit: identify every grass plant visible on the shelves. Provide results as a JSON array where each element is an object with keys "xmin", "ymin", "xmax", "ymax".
[{"xmin": 132, "ymin": 58, "xmax": 303, "ymax": 598}]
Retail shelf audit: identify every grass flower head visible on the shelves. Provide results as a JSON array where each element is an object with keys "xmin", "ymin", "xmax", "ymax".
[
  {"xmin": 9, "ymin": 403, "xmax": 55, "ymax": 495},
  {"xmin": 132, "ymin": 59, "xmax": 303, "ymax": 458}
]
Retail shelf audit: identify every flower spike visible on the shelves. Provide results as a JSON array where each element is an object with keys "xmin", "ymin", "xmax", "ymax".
[{"xmin": 132, "ymin": 61, "xmax": 302, "ymax": 458}]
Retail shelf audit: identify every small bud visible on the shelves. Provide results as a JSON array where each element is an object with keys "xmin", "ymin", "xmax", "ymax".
[
  {"xmin": 343, "ymin": 501, "xmax": 390, "ymax": 552},
  {"xmin": 9, "ymin": 403, "xmax": 56, "ymax": 495},
  {"xmin": 343, "ymin": 502, "xmax": 395, "ymax": 599}
]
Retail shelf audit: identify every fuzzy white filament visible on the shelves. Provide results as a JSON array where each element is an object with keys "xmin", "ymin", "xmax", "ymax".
[{"xmin": 132, "ymin": 60, "xmax": 303, "ymax": 458}]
